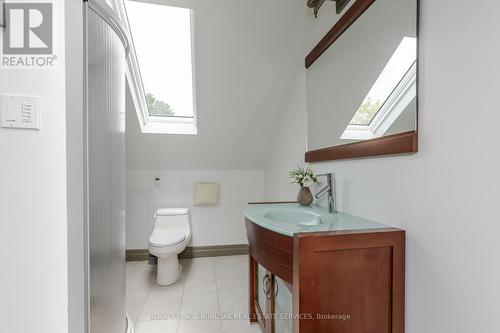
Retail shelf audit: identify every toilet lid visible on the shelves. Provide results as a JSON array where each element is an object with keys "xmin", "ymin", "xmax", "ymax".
[
  {"xmin": 149, "ymin": 229, "xmax": 187, "ymax": 247},
  {"xmin": 156, "ymin": 208, "xmax": 189, "ymax": 216}
]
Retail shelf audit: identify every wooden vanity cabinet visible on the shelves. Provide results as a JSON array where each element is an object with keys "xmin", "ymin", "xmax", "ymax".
[{"xmin": 246, "ymin": 218, "xmax": 405, "ymax": 333}]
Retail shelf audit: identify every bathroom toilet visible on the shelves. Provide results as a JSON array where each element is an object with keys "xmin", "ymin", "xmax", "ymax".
[{"xmin": 148, "ymin": 208, "xmax": 192, "ymax": 285}]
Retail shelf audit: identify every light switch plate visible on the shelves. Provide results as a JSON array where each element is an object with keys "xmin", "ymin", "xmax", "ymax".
[{"xmin": 1, "ymin": 94, "xmax": 40, "ymax": 130}]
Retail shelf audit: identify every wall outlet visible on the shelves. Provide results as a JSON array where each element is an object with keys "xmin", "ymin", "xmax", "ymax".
[{"xmin": 154, "ymin": 177, "xmax": 160, "ymax": 187}]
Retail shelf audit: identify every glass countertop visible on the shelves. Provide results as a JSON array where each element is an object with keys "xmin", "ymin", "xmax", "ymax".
[{"xmin": 245, "ymin": 203, "xmax": 391, "ymax": 237}]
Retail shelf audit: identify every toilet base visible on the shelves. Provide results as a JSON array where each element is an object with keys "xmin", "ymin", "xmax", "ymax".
[{"xmin": 156, "ymin": 254, "xmax": 182, "ymax": 286}]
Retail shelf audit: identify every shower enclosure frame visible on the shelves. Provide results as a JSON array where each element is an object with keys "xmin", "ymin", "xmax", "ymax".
[{"xmin": 83, "ymin": 1, "xmax": 130, "ymax": 332}]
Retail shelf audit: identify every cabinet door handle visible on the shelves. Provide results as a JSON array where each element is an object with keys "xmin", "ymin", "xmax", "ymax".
[
  {"xmin": 266, "ymin": 275, "xmax": 273, "ymax": 299},
  {"xmin": 262, "ymin": 275, "xmax": 269, "ymax": 296}
]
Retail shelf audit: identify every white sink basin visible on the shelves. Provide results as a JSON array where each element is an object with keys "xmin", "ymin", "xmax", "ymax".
[
  {"xmin": 245, "ymin": 203, "xmax": 389, "ymax": 237},
  {"xmin": 263, "ymin": 209, "xmax": 325, "ymax": 226}
]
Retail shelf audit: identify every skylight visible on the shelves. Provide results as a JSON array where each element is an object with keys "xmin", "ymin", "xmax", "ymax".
[
  {"xmin": 349, "ymin": 37, "xmax": 417, "ymax": 126},
  {"xmin": 122, "ymin": 0, "xmax": 197, "ymax": 134}
]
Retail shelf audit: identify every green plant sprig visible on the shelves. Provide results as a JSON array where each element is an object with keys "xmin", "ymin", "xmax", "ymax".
[{"xmin": 288, "ymin": 165, "xmax": 320, "ymax": 188}]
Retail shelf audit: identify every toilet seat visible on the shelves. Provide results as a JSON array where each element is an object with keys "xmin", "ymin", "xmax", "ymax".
[
  {"xmin": 156, "ymin": 208, "xmax": 189, "ymax": 216},
  {"xmin": 149, "ymin": 229, "xmax": 186, "ymax": 247},
  {"xmin": 149, "ymin": 207, "xmax": 191, "ymax": 285}
]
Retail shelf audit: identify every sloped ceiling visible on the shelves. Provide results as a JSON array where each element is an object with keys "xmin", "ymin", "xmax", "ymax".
[{"xmin": 126, "ymin": 0, "xmax": 311, "ymax": 170}]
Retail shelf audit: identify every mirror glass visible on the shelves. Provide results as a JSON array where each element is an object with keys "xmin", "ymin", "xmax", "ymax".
[{"xmin": 307, "ymin": 0, "xmax": 418, "ymax": 151}]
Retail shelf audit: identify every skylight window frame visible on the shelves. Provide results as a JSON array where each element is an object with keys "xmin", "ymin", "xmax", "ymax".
[
  {"xmin": 113, "ymin": 0, "xmax": 198, "ymax": 135},
  {"xmin": 348, "ymin": 36, "xmax": 417, "ymax": 127},
  {"xmin": 340, "ymin": 61, "xmax": 417, "ymax": 141}
]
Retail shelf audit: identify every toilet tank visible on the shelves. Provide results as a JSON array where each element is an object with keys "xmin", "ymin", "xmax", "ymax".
[{"xmin": 154, "ymin": 208, "xmax": 190, "ymax": 230}]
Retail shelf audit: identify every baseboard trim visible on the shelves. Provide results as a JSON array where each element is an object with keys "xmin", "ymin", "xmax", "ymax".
[
  {"xmin": 126, "ymin": 244, "xmax": 249, "ymax": 261},
  {"xmin": 180, "ymin": 244, "xmax": 249, "ymax": 259},
  {"xmin": 126, "ymin": 249, "xmax": 150, "ymax": 262}
]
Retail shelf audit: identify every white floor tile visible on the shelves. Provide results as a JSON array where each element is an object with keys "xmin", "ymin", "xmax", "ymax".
[
  {"xmin": 221, "ymin": 319, "xmax": 263, "ymax": 333},
  {"xmin": 126, "ymin": 261, "xmax": 138, "ymax": 275},
  {"xmin": 181, "ymin": 293, "xmax": 219, "ymax": 315},
  {"xmin": 127, "ymin": 299, "xmax": 145, "ymax": 324},
  {"xmin": 128, "ymin": 256, "xmax": 258, "ymax": 333},
  {"xmin": 183, "ymin": 258, "xmax": 217, "ymax": 296},
  {"xmin": 127, "ymin": 261, "xmax": 155, "ymax": 301},
  {"xmin": 134, "ymin": 319, "xmax": 178, "ymax": 333},
  {"xmin": 139, "ymin": 283, "xmax": 184, "ymax": 321},
  {"xmin": 216, "ymin": 271, "xmax": 248, "ymax": 295},
  {"xmin": 213, "ymin": 255, "xmax": 248, "ymax": 276},
  {"xmin": 177, "ymin": 319, "xmax": 221, "ymax": 333},
  {"xmin": 218, "ymin": 291, "xmax": 248, "ymax": 314},
  {"xmin": 127, "ymin": 283, "xmax": 152, "ymax": 302}
]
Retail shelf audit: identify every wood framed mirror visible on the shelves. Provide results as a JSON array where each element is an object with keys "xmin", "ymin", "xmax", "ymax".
[{"xmin": 305, "ymin": 0, "xmax": 419, "ymax": 162}]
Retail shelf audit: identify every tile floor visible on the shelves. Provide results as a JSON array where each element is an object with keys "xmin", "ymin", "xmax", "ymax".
[{"xmin": 126, "ymin": 255, "xmax": 263, "ymax": 333}]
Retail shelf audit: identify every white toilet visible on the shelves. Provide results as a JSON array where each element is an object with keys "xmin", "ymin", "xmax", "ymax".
[{"xmin": 148, "ymin": 208, "xmax": 192, "ymax": 286}]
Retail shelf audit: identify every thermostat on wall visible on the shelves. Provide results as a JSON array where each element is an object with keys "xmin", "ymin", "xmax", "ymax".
[{"xmin": 1, "ymin": 94, "xmax": 40, "ymax": 130}]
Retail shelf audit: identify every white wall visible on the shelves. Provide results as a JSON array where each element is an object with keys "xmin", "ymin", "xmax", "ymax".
[
  {"xmin": 264, "ymin": 0, "xmax": 500, "ymax": 332},
  {"xmin": 127, "ymin": 169, "xmax": 264, "ymax": 248},
  {"xmin": 0, "ymin": 1, "xmax": 68, "ymax": 332}
]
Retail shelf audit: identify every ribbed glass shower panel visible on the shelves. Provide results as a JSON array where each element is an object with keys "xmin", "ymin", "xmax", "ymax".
[{"xmin": 86, "ymin": 4, "xmax": 126, "ymax": 333}]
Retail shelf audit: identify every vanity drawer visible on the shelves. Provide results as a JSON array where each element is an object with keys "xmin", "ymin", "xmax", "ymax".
[{"xmin": 245, "ymin": 218, "xmax": 293, "ymax": 284}]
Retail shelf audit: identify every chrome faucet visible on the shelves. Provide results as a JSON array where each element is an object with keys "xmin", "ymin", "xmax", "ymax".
[{"xmin": 314, "ymin": 173, "xmax": 337, "ymax": 213}]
